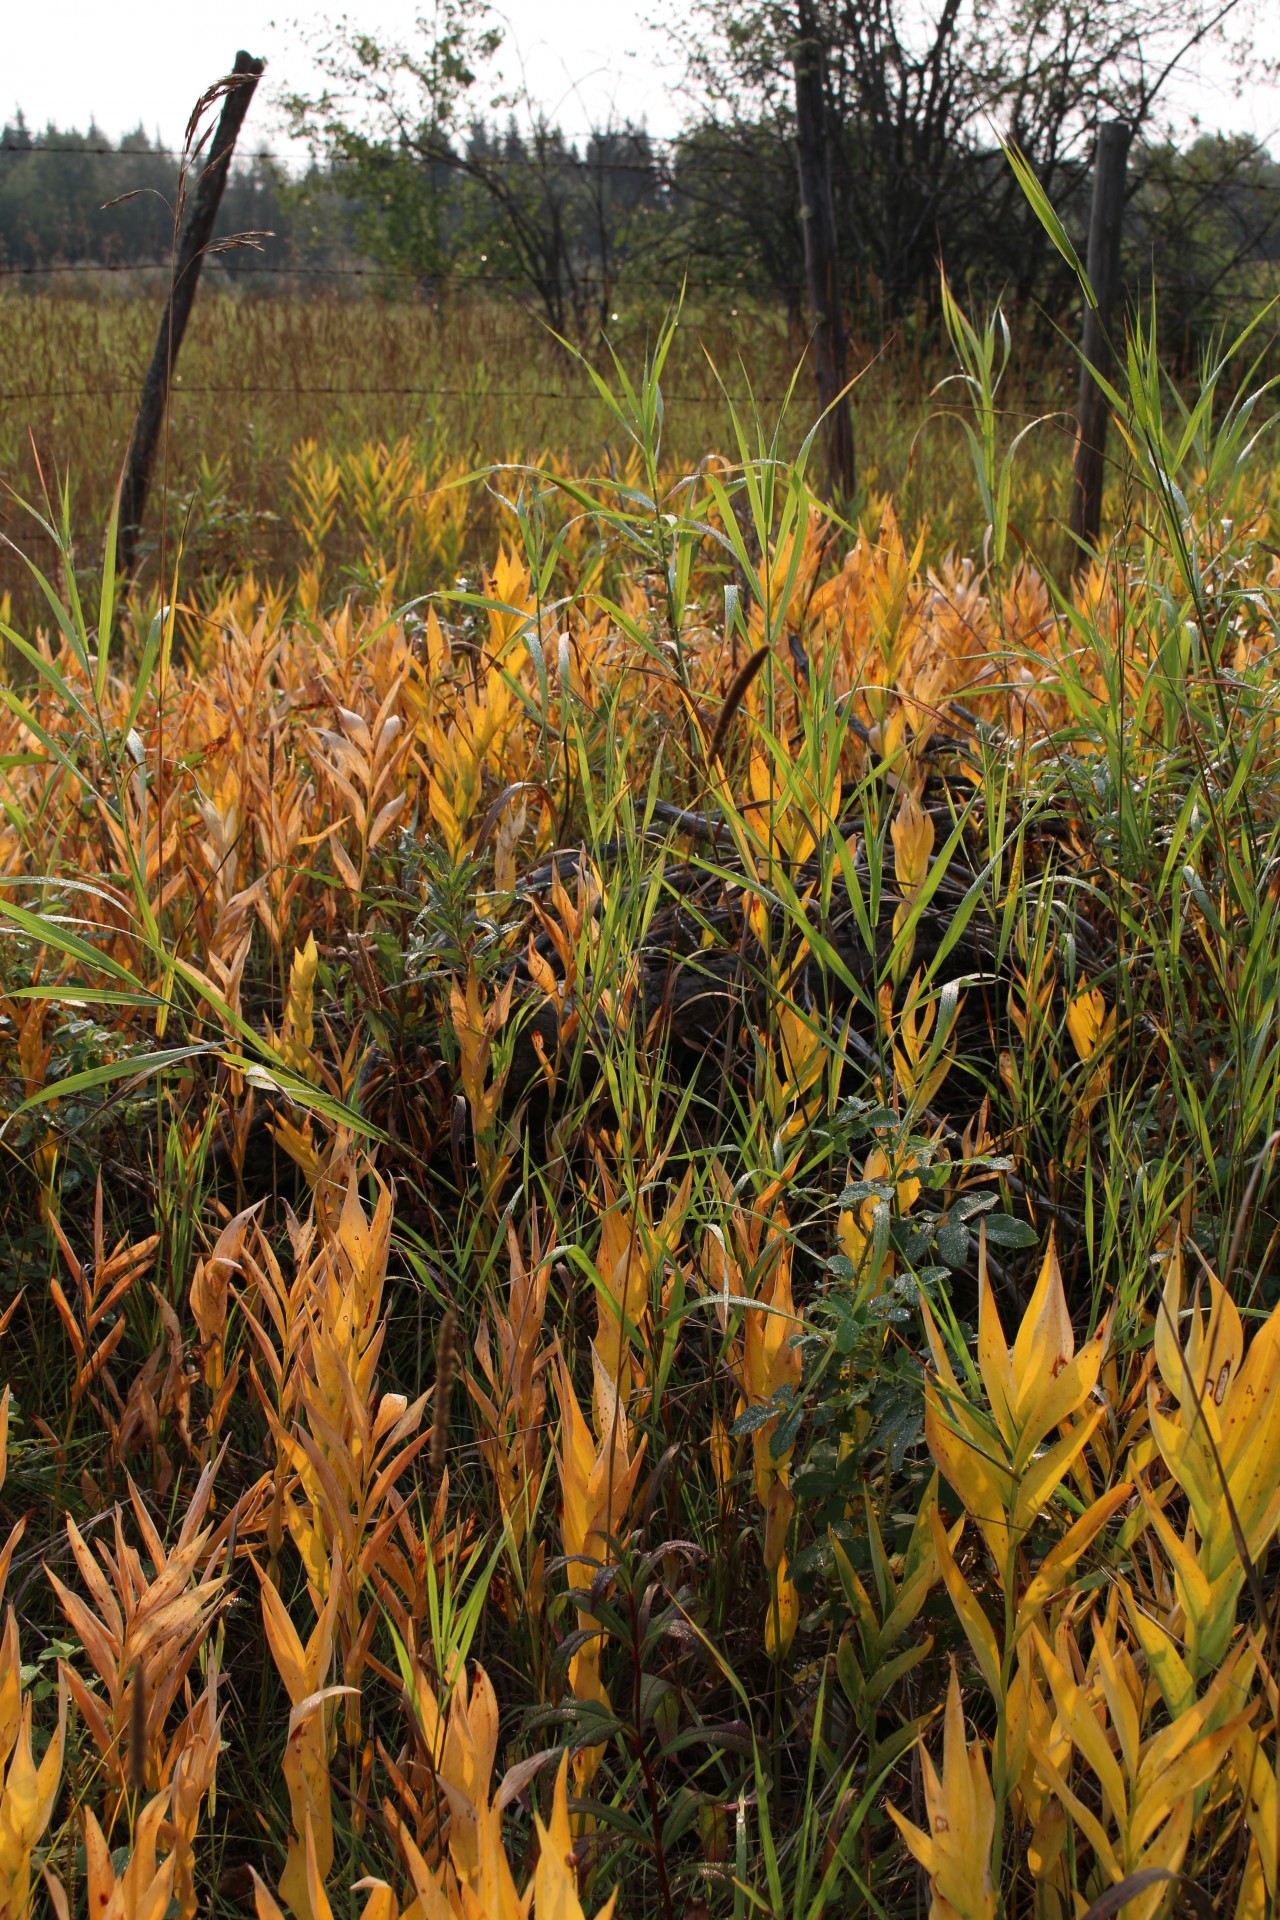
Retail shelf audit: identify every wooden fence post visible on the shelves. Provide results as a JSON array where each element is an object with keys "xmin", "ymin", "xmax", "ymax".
[
  {"xmin": 118, "ymin": 51, "xmax": 266, "ymax": 578},
  {"xmin": 793, "ymin": 0, "xmax": 856, "ymax": 504},
  {"xmin": 1069, "ymin": 118, "xmax": 1132, "ymax": 564}
]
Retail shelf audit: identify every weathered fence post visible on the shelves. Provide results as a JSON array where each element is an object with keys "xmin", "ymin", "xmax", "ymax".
[
  {"xmin": 1069, "ymin": 118, "xmax": 1132, "ymax": 565},
  {"xmin": 793, "ymin": 0, "xmax": 856, "ymax": 504},
  {"xmin": 118, "ymin": 51, "xmax": 266, "ymax": 578}
]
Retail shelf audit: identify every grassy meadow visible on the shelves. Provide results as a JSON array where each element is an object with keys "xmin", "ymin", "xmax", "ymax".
[
  {"xmin": 2, "ymin": 268, "xmax": 1280, "ymax": 1920},
  {"xmin": 0, "ymin": 289, "xmax": 1088, "ymax": 620}
]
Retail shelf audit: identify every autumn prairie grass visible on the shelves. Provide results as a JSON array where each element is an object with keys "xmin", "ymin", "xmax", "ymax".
[{"xmin": 3, "ymin": 240, "xmax": 1280, "ymax": 1920}]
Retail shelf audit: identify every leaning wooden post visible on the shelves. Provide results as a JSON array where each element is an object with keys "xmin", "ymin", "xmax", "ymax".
[
  {"xmin": 793, "ymin": 0, "xmax": 856, "ymax": 504},
  {"xmin": 1069, "ymin": 118, "xmax": 1131, "ymax": 566},
  {"xmin": 118, "ymin": 51, "xmax": 265, "ymax": 578}
]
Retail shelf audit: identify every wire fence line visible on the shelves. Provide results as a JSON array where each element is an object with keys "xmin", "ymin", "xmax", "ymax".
[
  {"xmin": 1, "ymin": 261, "xmax": 528, "ymax": 280},
  {"xmin": 0, "ymin": 381, "xmax": 799, "ymax": 407},
  {"xmin": 0, "ymin": 259, "xmax": 791, "ymax": 299}
]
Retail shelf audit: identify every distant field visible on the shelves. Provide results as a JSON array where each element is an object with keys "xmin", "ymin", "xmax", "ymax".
[{"xmin": 0, "ymin": 290, "xmax": 1089, "ymax": 620}]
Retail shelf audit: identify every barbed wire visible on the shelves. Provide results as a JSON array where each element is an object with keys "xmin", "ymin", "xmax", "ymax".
[{"xmin": 0, "ymin": 262, "xmax": 607, "ymax": 286}]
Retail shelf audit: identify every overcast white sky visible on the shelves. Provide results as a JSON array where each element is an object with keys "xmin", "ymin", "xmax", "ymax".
[
  {"xmin": 4, "ymin": 1, "xmax": 684, "ymax": 152},
  {"xmin": 5, "ymin": 0, "xmax": 1279, "ymax": 156}
]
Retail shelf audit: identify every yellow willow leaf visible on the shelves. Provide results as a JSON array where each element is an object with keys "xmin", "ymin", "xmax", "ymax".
[
  {"xmin": 765, "ymin": 1559, "xmax": 800, "ymax": 1662},
  {"xmin": 1015, "ymin": 1483, "xmax": 1130, "ymax": 1641},
  {"xmin": 1130, "ymin": 1718, "xmax": 1247, "ymax": 1859},
  {"xmin": 1066, "ymin": 985, "xmax": 1110, "ymax": 1062},
  {"xmin": 1215, "ymin": 1413, "xmax": 1280, "ymax": 1576},
  {"xmin": 881, "ymin": 1479, "xmax": 944, "ymax": 1646},
  {"xmin": 1151, "ymin": 1235, "xmax": 1188, "ymax": 1408},
  {"xmin": 368, "ymin": 789, "xmax": 407, "ymax": 851},
  {"xmin": 1091, "ymin": 1615, "xmax": 1142, "ymax": 1785},
  {"xmin": 1135, "ymin": 1641, "xmax": 1254, "ymax": 1799},
  {"xmin": 301, "ymin": 1817, "xmax": 336, "ymax": 1920},
  {"xmin": 1003, "ymin": 1643, "xmax": 1049, "ymax": 1813},
  {"xmin": 247, "ymin": 1858, "xmax": 293, "ymax": 1920},
  {"xmin": 1117, "ymin": 1576, "xmax": 1195, "ymax": 1721},
  {"xmin": 333, "ymin": 837, "xmax": 362, "ymax": 894},
  {"xmin": 533, "ymin": 1753, "xmax": 618, "ymax": 1920},
  {"xmin": 1136, "ymin": 1482, "xmax": 1219, "ymax": 1631},
  {"xmin": 284, "ymin": 1494, "xmax": 331, "ymax": 1601},
  {"xmin": 777, "ymin": 1004, "xmax": 824, "ymax": 1104},
  {"xmin": 890, "ymin": 972, "xmax": 961, "ymax": 1109},
  {"xmin": 1236, "ymin": 1842, "xmax": 1268, "ymax": 1920},
  {"xmin": 924, "ymin": 1381, "xmax": 1011, "ymax": 1571},
  {"xmin": 83, "ymin": 1798, "xmax": 177, "ymax": 1920},
  {"xmin": 974, "ymin": 1232, "xmax": 1109, "ymax": 1478},
  {"xmin": 916, "ymin": 1287, "xmax": 960, "ymax": 1391},
  {"xmin": 0, "ymin": 1616, "xmax": 20, "ymax": 1769},
  {"xmin": 909, "ymin": 1042, "xmax": 957, "ymax": 1112},
  {"xmin": 1025, "ymin": 1801, "xmax": 1067, "ymax": 1887},
  {"xmin": 1026, "ymin": 1734, "xmax": 1123, "ymax": 1890},
  {"xmin": 0, "ymin": 1681, "xmax": 67, "ymax": 1920},
  {"xmin": 1031, "ymin": 1626, "xmax": 1128, "ymax": 1832},
  {"xmin": 836, "ymin": 1204, "xmax": 872, "ymax": 1282},
  {"xmin": 886, "ymin": 1660, "xmax": 996, "ymax": 1920},
  {"xmin": 190, "ymin": 1200, "xmax": 258, "ymax": 1383},
  {"xmin": 1166, "ymin": 1242, "xmax": 1244, "ymax": 1408},
  {"xmin": 280, "ymin": 1710, "xmax": 334, "ymax": 1920},
  {"xmin": 884, "ymin": 1803, "xmax": 934, "ymax": 1878},
  {"xmin": 536, "ymin": 1750, "xmax": 577, "ymax": 1886},
  {"xmin": 438, "ymin": 1670, "xmax": 502, "ymax": 1892},
  {"xmin": 1011, "ymin": 1404, "xmax": 1104, "ymax": 1535},
  {"xmin": 353, "ymin": 1890, "xmax": 399, "ymax": 1920},
  {"xmin": 859, "ymin": 1142, "xmax": 919, "ymax": 1221},
  {"xmin": 747, "ymin": 743, "xmax": 774, "ymax": 815},
  {"xmin": 929, "ymin": 1508, "xmax": 1001, "ymax": 1703},
  {"xmin": 281, "ymin": 935, "xmax": 318, "ymax": 1056},
  {"xmin": 891, "ymin": 788, "xmax": 933, "ymax": 895},
  {"xmin": 428, "ymin": 774, "xmax": 465, "ymax": 857},
  {"xmin": 1146, "ymin": 1400, "xmax": 1226, "ymax": 1546},
  {"xmin": 394, "ymin": 1824, "xmax": 464, "ymax": 1920},
  {"xmin": 1009, "ymin": 1232, "xmax": 1075, "ymax": 1433},
  {"xmin": 1128, "ymin": 1800, "xmax": 1195, "ymax": 1917},
  {"xmin": 270, "ymin": 1115, "xmax": 318, "ymax": 1187},
  {"xmin": 1234, "ymin": 1729, "xmax": 1279, "ymax": 1898},
  {"xmin": 763, "ymin": 1479, "xmax": 794, "ymax": 1574},
  {"xmin": 1012, "ymin": 1325, "xmax": 1109, "ymax": 1477},
  {"xmin": 831, "ymin": 1535, "xmax": 879, "ymax": 1654},
  {"xmin": 1219, "ymin": 1292, "xmax": 1280, "ymax": 1447},
  {"xmin": 975, "ymin": 1255, "xmax": 1017, "ymax": 1450}
]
